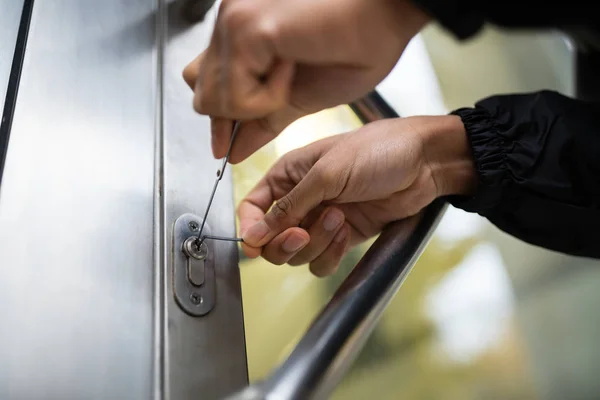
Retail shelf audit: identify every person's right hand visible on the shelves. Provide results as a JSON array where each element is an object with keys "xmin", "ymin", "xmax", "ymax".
[
  {"xmin": 237, "ymin": 115, "xmax": 476, "ymax": 276},
  {"xmin": 182, "ymin": 0, "xmax": 430, "ymax": 163}
]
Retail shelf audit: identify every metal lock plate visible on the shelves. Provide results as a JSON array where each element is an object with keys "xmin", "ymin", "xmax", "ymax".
[{"xmin": 172, "ymin": 213, "xmax": 215, "ymax": 316}]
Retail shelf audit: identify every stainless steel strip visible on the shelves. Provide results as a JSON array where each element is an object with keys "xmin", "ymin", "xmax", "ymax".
[
  {"xmin": 154, "ymin": 1, "xmax": 167, "ymax": 398},
  {"xmin": 0, "ymin": 1, "xmax": 158, "ymax": 398},
  {"xmin": 0, "ymin": 0, "xmax": 24, "ymax": 107},
  {"xmin": 227, "ymin": 94, "xmax": 446, "ymax": 400},
  {"xmin": 162, "ymin": 2, "xmax": 248, "ymax": 399}
]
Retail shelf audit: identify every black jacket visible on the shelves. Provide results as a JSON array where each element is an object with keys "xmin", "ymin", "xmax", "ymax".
[{"xmin": 411, "ymin": 0, "xmax": 600, "ymax": 257}]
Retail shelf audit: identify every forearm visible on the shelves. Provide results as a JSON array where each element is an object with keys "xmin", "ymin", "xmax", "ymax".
[{"xmin": 424, "ymin": 90, "xmax": 600, "ymax": 258}]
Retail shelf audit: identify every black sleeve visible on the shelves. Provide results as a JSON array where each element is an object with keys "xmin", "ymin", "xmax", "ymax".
[
  {"xmin": 448, "ymin": 90, "xmax": 600, "ymax": 258},
  {"xmin": 411, "ymin": 0, "xmax": 600, "ymax": 40}
]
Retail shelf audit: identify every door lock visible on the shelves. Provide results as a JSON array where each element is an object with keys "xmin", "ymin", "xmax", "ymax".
[
  {"xmin": 172, "ymin": 213, "xmax": 215, "ymax": 316},
  {"xmin": 182, "ymin": 237, "xmax": 208, "ymax": 286}
]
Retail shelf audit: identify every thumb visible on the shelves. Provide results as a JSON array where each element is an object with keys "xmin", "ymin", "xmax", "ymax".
[{"xmin": 242, "ymin": 167, "xmax": 327, "ymax": 247}]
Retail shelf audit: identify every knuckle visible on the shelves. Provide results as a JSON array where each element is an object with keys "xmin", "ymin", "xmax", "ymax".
[
  {"xmin": 317, "ymin": 158, "xmax": 351, "ymax": 196},
  {"xmin": 220, "ymin": 1, "xmax": 276, "ymax": 42},
  {"xmin": 182, "ymin": 66, "xmax": 195, "ymax": 87},
  {"xmin": 255, "ymin": 17, "xmax": 279, "ymax": 44},
  {"xmin": 313, "ymin": 163, "xmax": 337, "ymax": 185},
  {"xmin": 311, "ymin": 165, "xmax": 328, "ymax": 184},
  {"xmin": 219, "ymin": 1, "xmax": 251, "ymax": 31},
  {"xmin": 271, "ymin": 195, "xmax": 294, "ymax": 220}
]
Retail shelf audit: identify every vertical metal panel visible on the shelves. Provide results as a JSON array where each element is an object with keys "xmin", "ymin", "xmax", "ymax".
[
  {"xmin": 0, "ymin": 0, "xmax": 24, "ymax": 106},
  {"xmin": 0, "ymin": 1, "xmax": 157, "ymax": 398},
  {"xmin": 161, "ymin": 2, "xmax": 248, "ymax": 399}
]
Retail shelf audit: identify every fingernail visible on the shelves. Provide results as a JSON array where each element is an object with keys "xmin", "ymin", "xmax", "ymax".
[
  {"xmin": 323, "ymin": 210, "xmax": 343, "ymax": 232},
  {"xmin": 333, "ymin": 227, "xmax": 348, "ymax": 244},
  {"xmin": 282, "ymin": 234, "xmax": 308, "ymax": 253},
  {"xmin": 243, "ymin": 220, "xmax": 270, "ymax": 245}
]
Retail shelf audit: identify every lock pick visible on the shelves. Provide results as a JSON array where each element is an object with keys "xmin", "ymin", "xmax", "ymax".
[{"xmin": 195, "ymin": 121, "xmax": 243, "ymax": 247}]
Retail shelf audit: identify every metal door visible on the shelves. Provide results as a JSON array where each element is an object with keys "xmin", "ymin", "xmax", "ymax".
[{"xmin": 0, "ymin": 1, "xmax": 247, "ymax": 399}]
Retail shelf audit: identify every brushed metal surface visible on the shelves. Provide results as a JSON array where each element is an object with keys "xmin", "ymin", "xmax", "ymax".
[
  {"xmin": 0, "ymin": 0, "xmax": 24, "ymax": 107},
  {"xmin": 0, "ymin": 1, "xmax": 157, "ymax": 398},
  {"xmin": 162, "ymin": 1, "xmax": 249, "ymax": 398}
]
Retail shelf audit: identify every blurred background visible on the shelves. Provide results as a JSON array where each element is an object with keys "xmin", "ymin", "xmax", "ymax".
[{"xmin": 232, "ymin": 23, "xmax": 600, "ymax": 400}]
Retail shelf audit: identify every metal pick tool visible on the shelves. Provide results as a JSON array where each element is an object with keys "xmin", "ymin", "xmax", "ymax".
[{"xmin": 195, "ymin": 121, "xmax": 244, "ymax": 246}]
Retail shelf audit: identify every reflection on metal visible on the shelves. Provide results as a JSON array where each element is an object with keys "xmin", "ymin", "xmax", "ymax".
[
  {"xmin": 0, "ymin": 1, "xmax": 157, "ymax": 398},
  {"xmin": 0, "ymin": 0, "xmax": 247, "ymax": 398},
  {"xmin": 349, "ymin": 91, "xmax": 399, "ymax": 124},
  {"xmin": 227, "ymin": 93, "xmax": 447, "ymax": 400},
  {"xmin": 173, "ymin": 213, "xmax": 216, "ymax": 316}
]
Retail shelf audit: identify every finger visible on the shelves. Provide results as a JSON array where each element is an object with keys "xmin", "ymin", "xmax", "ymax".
[
  {"xmin": 240, "ymin": 241, "xmax": 262, "ymax": 259},
  {"xmin": 288, "ymin": 207, "xmax": 345, "ymax": 266},
  {"xmin": 299, "ymin": 205, "xmax": 326, "ymax": 230},
  {"xmin": 194, "ymin": 57, "xmax": 295, "ymax": 120},
  {"xmin": 182, "ymin": 52, "xmax": 206, "ymax": 90},
  {"xmin": 227, "ymin": 119, "xmax": 278, "ymax": 163},
  {"xmin": 238, "ymin": 175, "xmax": 282, "ymax": 257},
  {"xmin": 237, "ymin": 138, "xmax": 339, "ymax": 245},
  {"xmin": 229, "ymin": 105, "xmax": 306, "ymax": 163},
  {"xmin": 210, "ymin": 117, "xmax": 233, "ymax": 159},
  {"xmin": 309, "ymin": 223, "xmax": 351, "ymax": 277},
  {"xmin": 261, "ymin": 227, "xmax": 310, "ymax": 266},
  {"xmin": 242, "ymin": 164, "xmax": 328, "ymax": 248},
  {"xmin": 239, "ymin": 216, "xmax": 262, "ymax": 259}
]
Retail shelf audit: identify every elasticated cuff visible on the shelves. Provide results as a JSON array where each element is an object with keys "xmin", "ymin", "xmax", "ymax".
[{"xmin": 446, "ymin": 107, "xmax": 512, "ymax": 213}]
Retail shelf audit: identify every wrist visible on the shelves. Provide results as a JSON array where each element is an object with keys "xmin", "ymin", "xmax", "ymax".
[{"xmin": 409, "ymin": 115, "xmax": 477, "ymax": 197}]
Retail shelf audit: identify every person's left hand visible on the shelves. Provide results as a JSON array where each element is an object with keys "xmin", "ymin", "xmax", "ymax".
[{"xmin": 238, "ymin": 115, "xmax": 475, "ymax": 276}]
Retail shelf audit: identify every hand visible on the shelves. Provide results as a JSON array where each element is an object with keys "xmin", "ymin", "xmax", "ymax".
[
  {"xmin": 182, "ymin": 0, "xmax": 430, "ymax": 163},
  {"xmin": 238, "ymin": 115, "xmax": 476, "ymax": 276}
]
